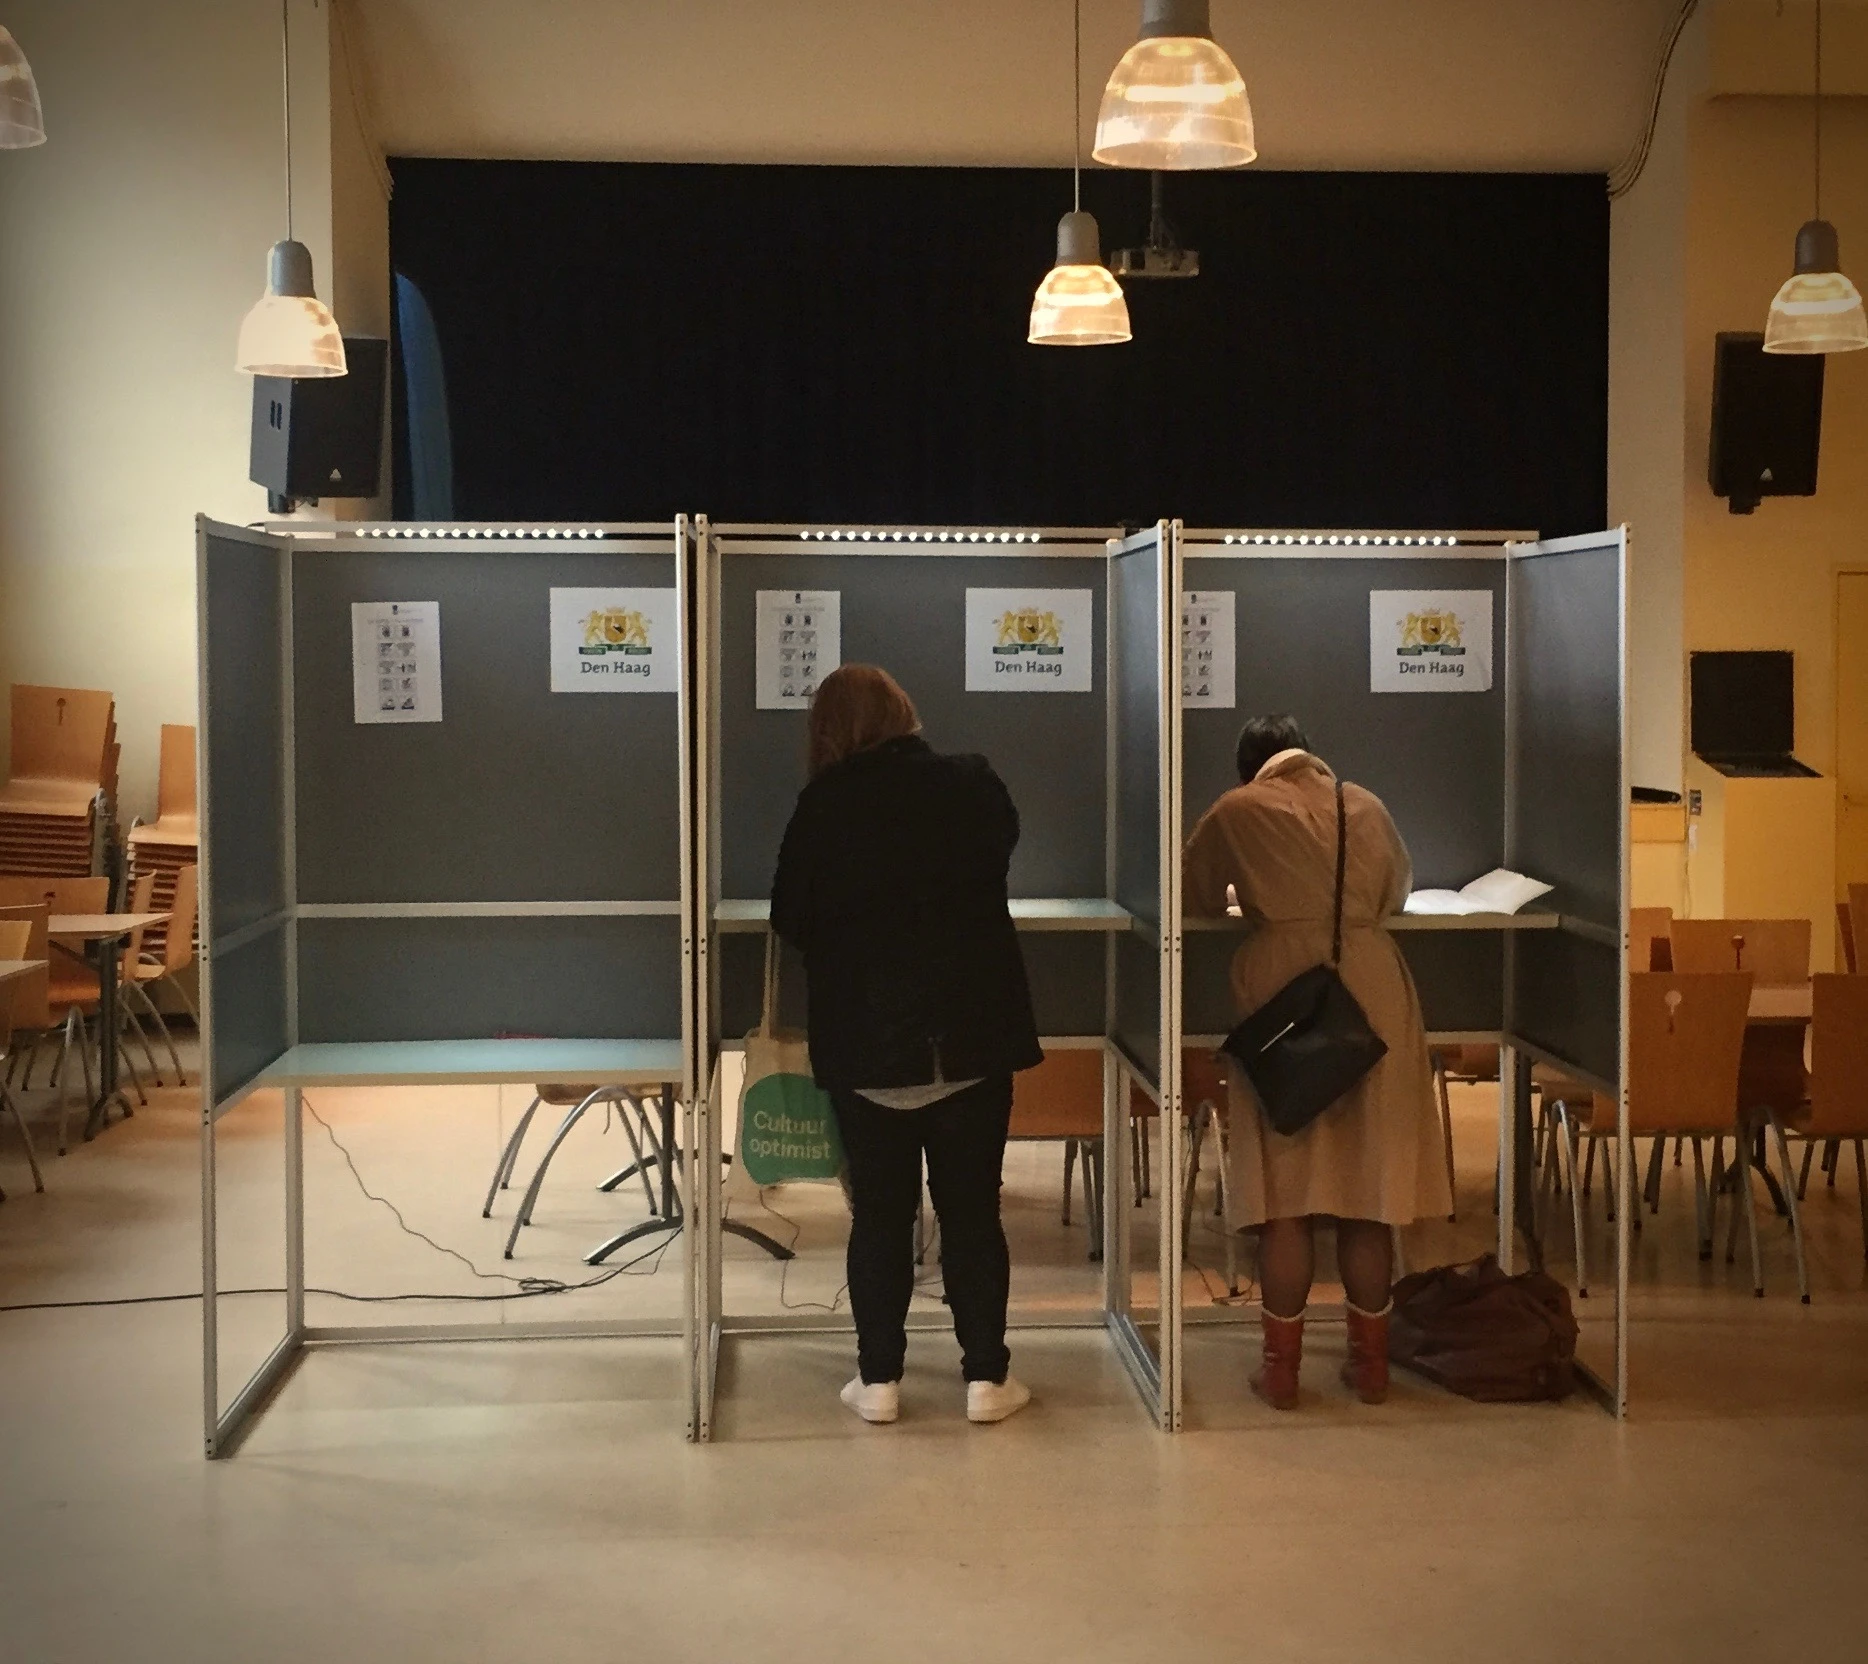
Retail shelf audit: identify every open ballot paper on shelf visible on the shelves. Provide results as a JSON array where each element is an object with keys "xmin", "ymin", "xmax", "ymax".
[
  {"xmin": 549, "ymin": 587, "xmax": 679, "ymax": 692},
  {"xmin": 1182, "ymin": 590, "xmax": 1236, "ymax": 709},
  {"xmin": 1370, "ymin": 590, "xmax": 1494, "ymax": 693},
  {"xmin": 756, "ymin": 590, "xmax": 840, "ymax": 710},
  {"xmin": 965, "ymin": 588, "xmax": 1093, "ymax": 692},
  {"xmin": 351, "ymin": 601, "xmax": 442, "ymax": 724},
  {"xmin": 1404, "ymin": 868, "xmax": 1554, "ymax": 916}
]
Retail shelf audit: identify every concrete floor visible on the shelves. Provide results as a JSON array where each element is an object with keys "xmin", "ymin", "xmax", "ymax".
[{"xmin": 2, "ymin": 1041, "xmax": 1865, "ymax": 1662}]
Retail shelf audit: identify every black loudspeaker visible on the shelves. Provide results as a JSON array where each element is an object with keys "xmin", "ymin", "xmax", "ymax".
[
  {"xmin": 1708, "ymin": 331, "xmax": 1823, "ymax": 514},
  {"xmin": 250, "ymin": 336, "xmax": 388, "ymax": 504}
]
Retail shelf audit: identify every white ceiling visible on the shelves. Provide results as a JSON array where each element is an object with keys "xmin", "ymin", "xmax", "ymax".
[{"xmin": 344, "ymin": 0, "xmax": 1688, "ymax": 173}]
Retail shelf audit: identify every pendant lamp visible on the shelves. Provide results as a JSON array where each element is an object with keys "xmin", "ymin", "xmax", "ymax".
[
  {"xmin": 1093, "ymin": 0, "xmax": 1254, "ymax": 171},
  {"xmin": 1030, "ymin": 1, "xmax": 1131, "ymax": 346},
  {"xmin": 1764, "ymin": 0, "xmax": 1866, "ymax": 355},
  {"xmin": 237, "ymin": 1, "xmax": 346, "ymax": 377},
  {"xmin": 0, "ymin": 25, "xmax": 46, "ymax": 147}
]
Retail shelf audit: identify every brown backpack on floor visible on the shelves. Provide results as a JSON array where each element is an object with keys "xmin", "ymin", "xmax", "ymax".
[{"xmin": 1388, "ymin": 1255, "xmax": 1578, "ymax": 1402}]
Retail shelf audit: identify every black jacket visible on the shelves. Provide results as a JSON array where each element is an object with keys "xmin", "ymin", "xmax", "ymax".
[{"xmin": 770, "ymin": 735, "xmax": 1043, "ymax": 1091}]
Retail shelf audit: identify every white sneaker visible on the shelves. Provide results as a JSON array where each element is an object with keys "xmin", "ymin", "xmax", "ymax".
[
  {"xmin": 966, "ymin": 1376, "xmax": 1032, "ymax": 1424},
  {"xmin": 840, "ymin": 1377, "xmax": 901, "ymax": 1424}
]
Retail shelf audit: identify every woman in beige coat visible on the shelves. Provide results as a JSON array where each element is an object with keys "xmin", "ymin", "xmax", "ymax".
[{"xmin": 1184, "ymin": 716, "xmax": 1449, "ymax": 1410}]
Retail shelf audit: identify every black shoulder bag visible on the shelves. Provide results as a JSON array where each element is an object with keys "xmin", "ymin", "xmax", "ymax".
[{"xmin": 1218, "ymin": 779, "xmax": 1388, "ymax": 1137}]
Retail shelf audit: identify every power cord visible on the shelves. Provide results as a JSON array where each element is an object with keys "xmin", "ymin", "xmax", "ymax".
[{"xmin": 0, "ymin": 1094, "xmax": 677, "ymax": 1314}]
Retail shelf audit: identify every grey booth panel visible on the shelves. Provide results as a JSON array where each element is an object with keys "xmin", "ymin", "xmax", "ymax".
[
  {"xmin": 203, "ymin": 532, "xmax": 288, "ymax": 938},
  {"xmin": 1508, "ymin": 543, "xmax": 1622, "ymax": 928},
  {"xmin": 1110, "ymin": 543, "xmax": 1163, "ymax": 923},
  {"xmin": 209, "ymin": 928, "xmax": 289, "ymax": 1108},
  {"xmin": 716, "ymin": 930, "xmax": 1106, "ymax": 1044},
  {"xmin": 1182, "ymin": 558, "xmax": 1507, "ymax": 889},
  {"xmin": 1181, "ymin": 927, "xmax": 1505, "ymax": 1039},
  {"xmin": 1513, "ymin": 931, "xmax": 1619, "ymax": 1087},
  {"xmin": 292, "ymin": 549, "xmax": 681, "ymax": 903},
  {"xmin": 296, "ymin": 915, "xmax": 681, "ymax": 1042},
  {"xmin": 717, "ymin": 555, "xmax": 1106, "ymax": 900},
  {"xmin": 1113, "ymin": 929, "xmax": 1161, "ymax": 1087}
]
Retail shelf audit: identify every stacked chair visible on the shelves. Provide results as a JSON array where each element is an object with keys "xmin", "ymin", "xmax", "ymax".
[
  {"xmin": 126, "ymin": 725, "xmax": 197, "ymax": 964},
  {"xmin": 0, "ymin": 685, "xmax": 119, "ymax": 878}
]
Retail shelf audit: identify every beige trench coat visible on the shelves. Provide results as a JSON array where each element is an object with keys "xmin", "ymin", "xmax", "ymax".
[{"xmin": 1184, "ymin": 750, "xmax": 1451, "ymax": 1228}]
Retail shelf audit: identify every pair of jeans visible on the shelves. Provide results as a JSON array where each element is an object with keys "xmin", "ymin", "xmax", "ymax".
[{"xmin": 830, "ymin": 1075, "xmax": 1014, "ymax": 1385}]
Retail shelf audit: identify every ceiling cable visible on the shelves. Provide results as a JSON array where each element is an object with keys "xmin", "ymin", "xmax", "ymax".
[{"xmin": 1608, "ymin": 0, "xmax": 1701, "ymax": 200}]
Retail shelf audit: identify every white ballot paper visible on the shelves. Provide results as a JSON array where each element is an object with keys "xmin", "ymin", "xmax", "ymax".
[
  {"xmin": 756, "ymin": 590, "xmax": 841, "ymax": 710},
  {"xmin": 1404, "ymin": 868, "xmax": 1554, "ymax": 916},
  {"xmin": 549, "ymin": 587, "xmax": 680, "ymax": 693},
  {"xmin": 965, "ymin": 588, "xmax": 1094, "ymax": 692},
  {"xmin": 1182, "ymin": 590, "xmax": 1236, "ymax": 709},
  {"xmin": 352, "ymin": 600, "xmax": 442, "ymax": 724},
  {"xmin": 1369, "ymin": 590, "xmax": 1494, "ymax": 693}
]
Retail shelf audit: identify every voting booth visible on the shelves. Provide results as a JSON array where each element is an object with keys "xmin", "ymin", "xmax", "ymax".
[
  {"xmin": 1172, "ymin": 526, "xmax": 1631, "ymax": 1416},
  {"xmin": 195, "ymin": 518, "xmax": 704, "ymax": 1458},
  {"xmin": 687, "ymin": 521, "xmax": 1185, "ymax": 1436}
]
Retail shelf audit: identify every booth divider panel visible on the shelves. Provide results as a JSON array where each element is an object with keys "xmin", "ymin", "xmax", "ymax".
[
  {"xmin": 1513, "ymin": 932, "xmax": 1620, "ymax": 1088},
  {"xmin": 1182, "ymin": 557, "xmax": 1507, "ymax": 889},
  {"xmin": 296, "ymin": 915, "xmax": 682, "ymax": 1042},
  {"xmin": 715, "ymin": 553, "xmax": 1108, "ymax": 900},
  {"xmin": 203, "ymin": 530, "xmax": 288, "ymax": 939},
  {"xmin": 208, "ymin": 930, "xmax": 290, "ymax": 1108},
  {"xmin": 1111, "ymin": 548, "xmax": 1161, "ymax": 924},
  {"xmin": 1507, "ymin": 541, "xmax": 1623, "ymax": 928},
  {"xmin": 291, "ymin": 548, "xmax": 681, "ymax": 904}
]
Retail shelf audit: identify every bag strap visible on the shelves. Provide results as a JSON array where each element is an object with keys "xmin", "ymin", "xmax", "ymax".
[
  {"xmin": 761, "ymin": 929, "xmax": 780, "ymax": 1037},
  {"xmin": 1331, "ymin": 778, "xmax": 1347, "ymax": 968}
]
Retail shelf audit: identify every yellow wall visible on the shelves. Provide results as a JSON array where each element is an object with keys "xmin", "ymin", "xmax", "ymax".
[{"xmin": 1683, "ymin": 90, "xmax": 1868, "ymax": 913}]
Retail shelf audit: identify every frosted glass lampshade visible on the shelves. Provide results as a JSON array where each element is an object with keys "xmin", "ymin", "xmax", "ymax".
[
  {"xmin": 0, "ymin": 26, "xmax": 46, "ymax": 148},
  {"xmin": 1029, "ymin": 211, "xmax": 1132, "ymax": 346},
  {"xmin": 1763, "ymin": 222, "xmax": 1867, "ymax": 354},
  {"xmin": 237, "ymin": 241, "xmax": 348, "ymax": 377},
  {"xmin": 1093, "ymin": 0, "xmax": 1254, "ymax": 171}
]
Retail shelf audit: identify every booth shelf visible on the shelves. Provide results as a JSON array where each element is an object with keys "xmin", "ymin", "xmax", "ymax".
[
  {"xmin": 1183, "ymin": 908, "xmax": 1562, "ymax": 933},
  {"xmin": 714, "ymin": 897, "xmax": 1136, "ymax": 933},
  {"xmin": 254, "ymin": 1038, "xmax": 685, "ymax": 1089}
]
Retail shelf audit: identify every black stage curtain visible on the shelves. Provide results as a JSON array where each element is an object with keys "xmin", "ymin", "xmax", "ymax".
[{"xmin": 390, "ymin": 159, "xmax": 1607, "ymax": 535}]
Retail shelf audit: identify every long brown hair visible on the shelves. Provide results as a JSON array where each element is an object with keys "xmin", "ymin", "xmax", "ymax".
[{"xmin": 808, "ymin": 664, "xmax": 921, "ymax": 777}]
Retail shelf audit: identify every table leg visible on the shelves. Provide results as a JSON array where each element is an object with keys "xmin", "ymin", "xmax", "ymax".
[{"xmin": 83, "ymin": 936, "xmax": 130, "ymax": 1140}]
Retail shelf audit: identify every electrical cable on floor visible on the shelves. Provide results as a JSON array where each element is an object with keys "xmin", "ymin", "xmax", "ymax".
[
  {"xmin": 0, "ymin": 1095, "xmax": 678, "ymax": 1314},
  {"xmin": 740, "ymin": 1187, "xmax": 850, "ymax": 1314}
]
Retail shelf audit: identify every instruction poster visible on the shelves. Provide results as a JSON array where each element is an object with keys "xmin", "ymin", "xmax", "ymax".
[
  {"xmin": 351, "ymin": 600, "xmax": 442, "ymax": 724},
  {"xmin": 549, "ymin": 587, "xmax": 680, "ymax": 693},
  {"xmin": 756, "ymin": 590, "xmax": 840, "ymax": 710},
  {"xmin": 1181, "ymin": 590, "xmax": 1236, "ymax": 709},
  {"xmin": 1369, "ymin": 590, "xmax": 1494, "ymax": 693},
  {"xmin": 964, "ymin": 588, "xmax": 1094, "ymax": 692}
]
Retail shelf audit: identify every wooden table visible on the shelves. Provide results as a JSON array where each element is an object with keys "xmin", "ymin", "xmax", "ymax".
[
  {"xmin": 1747, "ymin": 985, "xmax": 1812, "ymax": 1023},
  {"xmin": 48, "ymin": 913, "xmax": 171, "ymax": 1139}
]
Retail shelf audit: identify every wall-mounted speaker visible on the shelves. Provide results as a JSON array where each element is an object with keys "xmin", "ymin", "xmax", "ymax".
[
  {"xmin": 250, "ymin": 336, "xmax": 388, "ymax": 505},
  {"xmin": 1708, "ymin": 331, "xmax": 1823, "ymax": 515}
]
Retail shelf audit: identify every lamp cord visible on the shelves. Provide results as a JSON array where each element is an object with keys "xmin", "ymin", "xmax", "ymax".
[
  {"xmin": 1814, "ymin": 0, "xmax": 1823, "ymax": 220},
  {"xmin": 282, "ymin": 0, "xmax": 294, "ymax": 240},
  {"xmin": 1073, "ymin": 0, "xmax": 1082, "ymax": 212}
]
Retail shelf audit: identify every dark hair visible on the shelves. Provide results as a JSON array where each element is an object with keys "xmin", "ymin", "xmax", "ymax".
[
  {"xmin": 1235, "ymin": 715, "xmax": 1310, "ymax": 783},
  {"xmin": 807, "ymin": 664, "xmax": 921, "ymax": 777}
]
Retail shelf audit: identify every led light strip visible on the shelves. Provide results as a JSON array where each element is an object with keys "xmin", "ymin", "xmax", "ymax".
[
  {"xmin": 1220, "ymin": 533, "xmax": 1462, "ymax": 547},
  {"xmin": 806, "ymin": 529, "xmax": 1042, "ymax": 544},
  {"xmin": 357, "ymin": 526, "xmax": 615, "ymax": 539}
]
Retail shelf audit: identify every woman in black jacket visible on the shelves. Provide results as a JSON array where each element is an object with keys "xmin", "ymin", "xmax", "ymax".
[{"xmin": 772, "ymin": 664, "xmax": 1041, "ymax": 1426}]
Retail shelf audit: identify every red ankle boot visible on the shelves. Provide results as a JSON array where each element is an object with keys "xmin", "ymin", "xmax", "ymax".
[
  {"xmin": 1251, "ymin": 1309, "xmax": 1305, "ymax": 1410},
  {"xmin": 1341, "ymin": 1299, "xmax": 1391, "ymax": 1404}
]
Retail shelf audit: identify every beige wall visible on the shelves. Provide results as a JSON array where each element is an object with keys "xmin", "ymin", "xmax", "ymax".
[{"xmin": 0, "ymin": 0, "xmax": 385, "ymax": 820}]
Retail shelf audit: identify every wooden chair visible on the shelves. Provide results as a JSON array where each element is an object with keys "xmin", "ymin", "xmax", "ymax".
[
  {"xmin": 1669, "ymin": 917, "xmax": 1810, "ymax": 984},
  {"xmin": 1540, "ymin": 973, "xmax": 1781, "ymax": 1297},
  {"xmin": 1788, "ymin": 976, "xmax": 1868, "ymax": 1260},
  {"xmin": 487, "ymin": 1081, "xmax": 663, "ymax": 1260},
  {"xmin": 1012, "ymin": 1050, "xmax": 1108, "ymax": 1261},
  {"xmin": 125, "ymin": 862, "xmax": 198, "ymax": 1085},
  {"xmin": 1849, "ymin": 887, "xmax": 1868, "ymax": 974},
  {"xmin": 1629, "ymin": 906, "xmax": 1673, "ymax": 971},
  {"xmin": 1126, "ymin": 1049, "xmax": 1237, "ymax": 1288},
  {"xmin": 0, "ymin": 917, "xmax": 47, "ymax": 1201},
  {"xmin": 0, "ymin": 902, "xmax": 95, "ymax": 1154},
  {"xmin": 0, "ymin": 874, "xmax": 109, "ymax": 913}
]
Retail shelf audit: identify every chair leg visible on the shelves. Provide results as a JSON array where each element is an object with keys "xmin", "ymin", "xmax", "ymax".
[
  {"xmin": 1560, "ymin": 1108, "xmax": 1588, "ymax": 1298},
  {"xmin": 1644, "ymin": 1136, "xmax": 1666, "ymax": 1214},
  {"xmin": 1582, "ymin": 1135, "xmax": 1597, "ymax": 1199},
  {"xmin": 1855, "ymin": 1141, "xmax": 1868, "ymax": 1263},
  {"xmin": 1728, "ymin": 1117, "xmax": 1765, "ymax": 1296},
  {"xmin": 1690, "ymin": 1136, "xmax": 1710, "ymax": 1259},
  {"xmin": 482, "ymin": 1094, "xmax": 544, "ymax": 1217},
  {"xmin": 504, "ymin": 1089, "xmax": 606, "ymax": 1259},
  {"xmin": 594, "ymin": 1096, "xmax": 658, "ymax": 1213},
  {"xmin": 1798, "ymin": 1140, "xmax": 1817, "ymax": 1201},
  {"xmin": 1062, "ymin": 1139, "xmax": 1077, "ymax": 1227},
  {"xmin": 131, "ymin": 985, "xmax": 186, "ymax": 1087},
  {"xmin": 1765, "ymin": 1114, "xmax": 1811, "ymax": 1304},
  {"xmin": 1180, "ymin": 1105, "xmax": 1206, "ymax": 1260},
  {"xmin": 1140, "ymin": 1118, "xmax": 1152, "ymax": 1200},
  {"xmin": 1825, "ymin": 1138, "xmax": 1841, "ymax": 1189},
  {"xmin": 0, "ymin": 1082, "xmax": 45, "ymax": 1193},
  {"xmin": 116, "ymin": 1012, "xmax": 148, "ymax": 1109},
  {"xmin": 1674, "ymin": 1133, "xmax": 1684, "ymax": 1168},
  {"xmin": 122, "ymin": 999, "xmax": 164, "ymax": 1088},
  {"xmin": 1435, "ymin": 1062, "xmax": 1458, "ymax": 1223},
  {"xmin": 1087, "ymin": 1139, "xmax": 1105, "ymax": 1264}
]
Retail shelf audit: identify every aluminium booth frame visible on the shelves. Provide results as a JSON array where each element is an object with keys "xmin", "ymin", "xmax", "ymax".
[
  {"xmin": 1170, "ymin": 524, "xmax": 1632, "ymax": 1417},
  {"xmin": 196, "ymin": 517, "xmax": 709, "ymax": 1459},
  {"xmin": 684, "ymin": 520, "xmax": 1189, "ymax": 1438}
]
